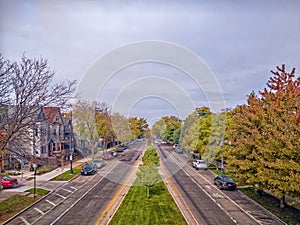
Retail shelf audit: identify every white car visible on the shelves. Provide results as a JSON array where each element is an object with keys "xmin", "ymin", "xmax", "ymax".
[{"xmin": 192, "ymin": 160, "xmax": 208, "ymax": 170}]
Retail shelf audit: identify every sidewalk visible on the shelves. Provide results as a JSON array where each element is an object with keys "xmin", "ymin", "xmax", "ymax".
[{"xmin": 0, "ymin": 160, "xmax": 85, "ymax": 202}]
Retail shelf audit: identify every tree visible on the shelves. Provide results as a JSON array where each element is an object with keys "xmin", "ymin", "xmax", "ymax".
[
  {"xmin": 129, "ymin": 117, "xmax": 149, "ymax": 139},
  {"xmin": 0, "ymin": 54, "xmax": 12, "ymax": 106},
  {"xmin": 0, "ymin": 54, "xmax": 76, "ymax": 161},
  {"xmin": 180, "ymin": 107, "xmax": 212, "ymax": 159},
  {"xmin": 136, "ymin": 147, "xmax": 160, "ymax": 199},
  {"xmin": 111, "ymin": 113, "xmax": 132, "ymax": 143},
  {"xmin": 228, "ymin": 65, "xmax": 300, "ymax": 207},
  {"xmin": 72, "ymin": 100, "xmax": 100, "ymax": 162},
  {"xmin": 95, "ymin": 102, "xmax": 115, "ymax": 150}
]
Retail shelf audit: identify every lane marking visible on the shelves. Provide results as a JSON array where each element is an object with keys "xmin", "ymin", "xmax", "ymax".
[
  {"xmin": 34, "ymin": 207, "xmax": 45, "ymax": 215},
  {"xmin": 20, "ymin": 216, "xmax": 31, "ymax": 225},
  {"xmin": 54, "ymin": 192, "xmax": 66, "ymax": 199},
  {"xmin": 69, "ymin": 186, "xmax": 77, "ymax": 190},
  {"xmin": 46, "ymin": 199, "xmax": 56, "ymax": 207},
  {"xmin": 61, "ymin": 188, "xmax": 73, "ymax": 193}
]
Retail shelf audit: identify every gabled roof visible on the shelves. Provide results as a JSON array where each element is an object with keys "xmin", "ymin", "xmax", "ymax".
[{"xmin": 44, "ymin": 107, "xmax": 61, "ymax": 124}]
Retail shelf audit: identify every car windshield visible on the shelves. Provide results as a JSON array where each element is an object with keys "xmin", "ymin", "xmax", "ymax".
[
  {"xmin": 2, "ymin": 176, "xmax": 12, "ymax": 181},
  {"xmin": 222, "ymin": 177, "xmax": 234, "ymax": 183},
  {"xmin": 83, "ymin": 164, "xmax": 92, "ymax": 170}
]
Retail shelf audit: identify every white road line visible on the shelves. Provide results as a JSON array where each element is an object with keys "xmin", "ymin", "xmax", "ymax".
[
  {"xmin": 206, "ymin": 185, "xmax": 211, "ymax": 190},
  {"xmin": 34, "ymin": 207, "xmax": 45, "ymax": 215},
  {"xmin": 54, "ymin": 192, "xmax": 66, "ymax": 199},
  {"xmin": 69, "ymin": 186, "xmax": 77, "ymax": 190},
  {"xmin": 20, "ymin": 216, "xmax": 31, "ymax": 225},
  {"xmin": 62, "ymin": 188, "xmax": 73, "ymax": 193},
  {"xmin": 46, "ymin": 199, "xmax": 56, "ymax": 207}
]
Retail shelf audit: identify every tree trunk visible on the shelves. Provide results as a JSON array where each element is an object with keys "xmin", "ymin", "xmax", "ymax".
[
  {"xmin": 147, "ymin": 187, "xmax": 150, "ymax": 199},
  {"xmin": 280, "ymin": 195, "xmax": 286, "ymax": 209}
]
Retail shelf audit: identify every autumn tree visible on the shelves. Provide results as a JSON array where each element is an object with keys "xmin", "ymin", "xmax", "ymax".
[
  {"xmin": 95, "ymin": 102, "xmax": 115, "ymax": 150},
  {"xmin": 129, "ymin": 117, "xmax": 149, "ymax": 139},
  {"xmin": 0, "ymin": 54, "xmax": 76, "ymax": 160},
  {"xmin": 228, "ymin": 65, "xmax": 300, "ymax": 207}
]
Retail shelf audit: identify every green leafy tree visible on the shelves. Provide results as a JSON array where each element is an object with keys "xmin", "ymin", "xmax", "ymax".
[
  {"xmin": 180, "ymin": 107, "xmax": 212, "ymax": 159},
  {"xmin": 228, "ymin": 65, "xmax": 300, "ymax": 207},
  {"xmin": 136, "ymin": 147, "xmax": 160, "ymax": 199}
]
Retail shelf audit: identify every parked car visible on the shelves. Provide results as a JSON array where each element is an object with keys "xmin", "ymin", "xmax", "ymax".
[
  {"xmin": 116, "ymin": 145, "xmax": 127, "ymax": 152},
  {"xmin": 103, "ymin": 151, "xmax": 115, "ymax": 160},
  {"xmin": 174, "ymin": 146, "xmax": 183, "ymax": 154},
  {"xmin": 0, "ymin": 176, "xmax": 18, "ymax": 188},
  {"xmin": 81, "ymin": 163, "xmax": 97, "ymax": 175},
  {"xmin": 93, "ymin": 159, "xmax": 105, "ymax": 169},
  {"xmin": 214, "ymin": 176, "xmax": 237, "ymax": 190},
  {"xmin": 192, "ymin": 160, "xmax": 208, "ymax": 170}
]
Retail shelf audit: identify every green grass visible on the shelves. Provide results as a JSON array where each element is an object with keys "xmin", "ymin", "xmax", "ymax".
[
  {"xmin": 240, "ymin": 187, "xmax": 300, "ymax": 225},
  {"xmin": 110, "ymin": 146, "xmax": 187, "ymax": 225},
  {"xmin": 109, "ymin": 181, "xmax": 187, "ymax": 225},
  {"xmin": 0, "ymin": 194, "xmax": 40, "ymax": 223},
  {"xmin": 25, "ymin": 188, "xmax": 50, "ymax": 195},
  {"xmin": 50, "ymin": 168, "xmax": 81, "ymax": 181},
  {"xmin": 209, "ymin": 168, "xmax": 230, "ymax": 176}
]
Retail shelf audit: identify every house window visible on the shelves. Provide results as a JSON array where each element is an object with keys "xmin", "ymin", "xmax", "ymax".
[{"xmin": 53, "ymin": 128, "xmax": 56, "ymax": 135}]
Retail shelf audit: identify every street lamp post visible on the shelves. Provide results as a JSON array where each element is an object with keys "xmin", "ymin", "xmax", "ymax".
[
  {"xmin": 69, "ymin": 114, "xmax": 74, "ymax": 174},
  {"xmin": 32, "ymin": 163, "xmax": 37, "ymax": 198},
  {"xmin": 220, "ymin": 140, "xmax": 224, "ymax": 175}
]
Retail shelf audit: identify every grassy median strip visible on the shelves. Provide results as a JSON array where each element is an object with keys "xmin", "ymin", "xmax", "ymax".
[{"xmin": 109, "ymin": 147, "xmax": 187, "ymax": 225}]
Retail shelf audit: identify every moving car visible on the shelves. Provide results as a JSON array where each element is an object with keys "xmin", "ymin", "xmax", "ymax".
[
  {"xmin": 93, "ymin": 159, "xmax": 105, "ymax": 169},
  {"xmin": 192, "ymin": 160, "xmax": 208, "ymax": 170},
  {"xmin": 81, "ymin": 163, "xmax": 97, "ymax": 175},
  {"xmin": 0, "ymin": 176, "xmax": 18, "ymax": 188},
  {"xmin": 214, "ymin": 175, "xmax": 237, "ymax": 190}
]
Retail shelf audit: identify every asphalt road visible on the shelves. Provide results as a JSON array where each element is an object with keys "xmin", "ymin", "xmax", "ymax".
[
  {"xmin": 3, "ymin": 140, "xmax": 145, "ymax": 225},
  {"xmin": 157, "ymin": 144, "xmax": 286, "ymax": 225}
]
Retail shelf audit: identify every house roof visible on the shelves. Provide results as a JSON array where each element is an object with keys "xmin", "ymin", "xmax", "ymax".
[{"xmin": 44, "ymin": 107, "xmax": 60, "ymax": 123}]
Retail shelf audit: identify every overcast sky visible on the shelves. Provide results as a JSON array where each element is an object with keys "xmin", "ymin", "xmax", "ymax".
[{"xmin": 1, "ymin": 0, "xmax": 300, "ymax": 123}]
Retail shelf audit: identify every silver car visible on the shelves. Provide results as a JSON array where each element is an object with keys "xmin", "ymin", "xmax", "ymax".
[{"xmin": 93, "ymin": 159, "xmax": 105, "ymax": 169}]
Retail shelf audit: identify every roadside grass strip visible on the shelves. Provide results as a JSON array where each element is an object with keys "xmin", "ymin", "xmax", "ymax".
[
  {"xmin": 109, "ymin": 146, "xmax": 187, "ymax": 225},
  {"xmin": 240, "ymin": 187, "xmax": 300, "ymax": 225},
  {"xmin": 50, "ymin": 168, "xmax": 81, "ymax": 181}
]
